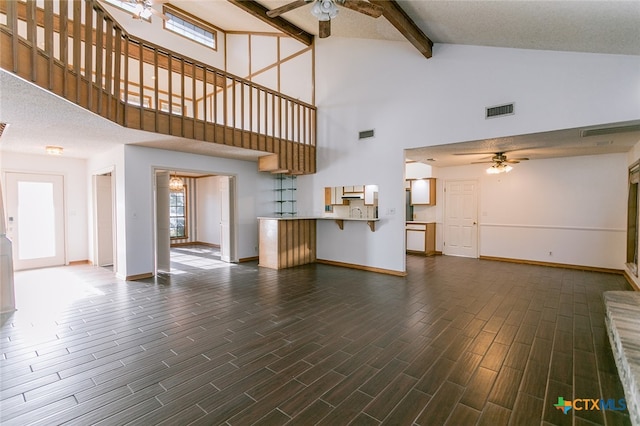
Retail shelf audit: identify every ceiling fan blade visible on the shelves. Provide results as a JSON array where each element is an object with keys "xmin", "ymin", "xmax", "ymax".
[
  {"xmin": 452, "ymin": 151, "xmax": 498, "ymax": 156},
  {"xmin": 505, "ymin": 160, "xmax": 520, "ymax": 164},
  {"xmin": 508, "ymin": 157, "xmax": 529, "ymax": 161},
  {"xmin": 266, "ymin": 0, "xmax": 310, "ymax": 18},
  {"xmin": 319, "ymin": 19, "xmax": 331, "ymax": 38},
  {"xmin": 338, "ymin": 0, "xmax": 383, "ymax": 18},
  {"xmin": 470, "ymin": 161, "xmax": 495, "ymax": 164}
]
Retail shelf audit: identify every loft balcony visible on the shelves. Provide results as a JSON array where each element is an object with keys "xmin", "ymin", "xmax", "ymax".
[{"xmin": 0, "ymin": 0, "xmax": 316, "ymax": 174}]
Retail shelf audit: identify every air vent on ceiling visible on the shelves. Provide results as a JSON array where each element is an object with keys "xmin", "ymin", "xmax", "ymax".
[
  {"xmin": 359, "ymin": 129, "xmax": 375, "ymax": 139},
  {"xmin": 486, "ymin": 103, "xmax": 514, "ymax": 119},
  {"xmin": 580, "ymin": 124, "xmax": 640, "ymax": 138}
]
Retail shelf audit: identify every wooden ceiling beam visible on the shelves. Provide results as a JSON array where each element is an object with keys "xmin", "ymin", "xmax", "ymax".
[
  {"xmin": 369, "ymin": 0, "xmax": 433, "ymax": 59},
  {"xmin": 226, "ymin": 0, "xmax": 314, "ymax": 46}
]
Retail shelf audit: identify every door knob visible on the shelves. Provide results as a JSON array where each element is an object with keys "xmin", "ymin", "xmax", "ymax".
[{"xmin": 473, "ymin": 221, "xmax": 477, "ymax": 225}]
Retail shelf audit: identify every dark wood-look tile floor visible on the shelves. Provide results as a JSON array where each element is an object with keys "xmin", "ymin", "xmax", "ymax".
[{"xmin": 1, "ymin": 252, "xmax": 633, "ymax": 425}]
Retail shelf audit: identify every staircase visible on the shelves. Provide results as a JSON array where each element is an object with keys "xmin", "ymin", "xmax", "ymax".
[{"xmin": 0, "ymin": 0, "xmax": 316, "ymax": 175}]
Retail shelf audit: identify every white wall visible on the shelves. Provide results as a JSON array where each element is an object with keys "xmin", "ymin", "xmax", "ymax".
[
  {"xmin": 196, "ymin": 175, "xmax": 222, "ymax": 245},
  {"xmin": 434, "ymin": 153, "xmax": 627, "ymax": 269},
  {"xmin": 121, "ymin": 146, "xmax": 272, "ymax": 277},
  {"xmin": 100, "ymin": 3, "xmax": 226, "ymax": 70},
  {"xmin": 0, "ymin": 152, "xmax": 89, "ymax": 263},
  {"xmin": 300, "ymin": 39, "xmax": 640, "ymax": 273}
]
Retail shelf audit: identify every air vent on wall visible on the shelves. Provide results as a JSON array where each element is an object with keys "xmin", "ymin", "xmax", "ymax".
[
  {"xmin": 359, "ymin": 129, "xmax": 375, "ymax": 139},
  {"xmin": 486, "ymin": 103, "xmax": 514, "ymax": 119},
  {"xmin": 580, "ymin": 124, "xmax": 640, "ymax": 138}
]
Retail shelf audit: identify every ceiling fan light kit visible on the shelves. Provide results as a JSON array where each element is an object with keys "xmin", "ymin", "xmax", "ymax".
[
  {"xmin": 486, "ymin": 163, "xmax": 512, "ymax": 174},
  {"xmin": 266, "ymin": 0, "xmax": 382, "ymax": 38},
  {"xmin": 311, "ymin": 0, "xmax": 339, "ymax": 21}
]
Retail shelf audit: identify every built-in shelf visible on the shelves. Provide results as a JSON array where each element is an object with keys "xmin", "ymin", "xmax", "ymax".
[{"xmin": 274, "ymin": 174, "xmax": 296, "ymax": 216}]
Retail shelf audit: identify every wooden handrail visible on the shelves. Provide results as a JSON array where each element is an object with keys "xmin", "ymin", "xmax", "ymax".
[{"xmin": 0, "ymin": 0, "xmax": 316, "ymax": 173}]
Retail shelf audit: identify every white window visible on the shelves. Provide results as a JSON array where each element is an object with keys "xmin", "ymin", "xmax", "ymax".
[{"xmin": 163, "ymin": 6, "xmax": 217, "ymax": 50}]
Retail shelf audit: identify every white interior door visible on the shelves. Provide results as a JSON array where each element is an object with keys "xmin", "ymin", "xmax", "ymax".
[
  {"xmin": 443, "ymin": 180, "xmax": 478, "ymax": 258},
  {"xmin": 219, "ymin": 175, "xmax": 235, "ymax": 263},
  {"xmin": 155, "ymin": 171, "xmax": 171, "ymax": 272},
  {"xmin": 94, "ymin": 174, "xmax": 114, "ymax": 267},
  {"xmin": 5, "ymin": 172, "xmax": 65, "ymax": 270}
]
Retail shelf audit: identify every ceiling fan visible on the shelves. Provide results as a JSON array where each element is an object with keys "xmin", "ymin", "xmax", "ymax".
[
  {"xmin": 266, "ymin": 0, "xmax": 383, "ymax": 38},
  {"xmin": 459, "ymin": 151, "xmax": 529, "ymax": 174}
]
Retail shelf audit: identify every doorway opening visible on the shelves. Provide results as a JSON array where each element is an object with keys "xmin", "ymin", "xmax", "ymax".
[
  {"xmin": 92, "ymin": 170, "xmax": 116, "ymax": 271},
  {"xmin": 154, "ymin": 169, "xmax": 237, "ymax": 275}
]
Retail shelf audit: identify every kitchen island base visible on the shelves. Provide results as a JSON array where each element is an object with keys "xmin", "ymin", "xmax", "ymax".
[{"xmin": 258, "ymin": 218, "xmax": 316, "ymax": 269}]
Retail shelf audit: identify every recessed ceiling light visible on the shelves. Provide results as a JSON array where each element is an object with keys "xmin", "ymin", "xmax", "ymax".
[{"xmin": 46, "ymin": 145, "xmax": 63, "ymax": 155}]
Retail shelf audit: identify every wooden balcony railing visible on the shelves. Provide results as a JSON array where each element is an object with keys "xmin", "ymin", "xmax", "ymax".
[{"xmin": 0, "ymin": 0, "xmax": 316, "ymax": 174}]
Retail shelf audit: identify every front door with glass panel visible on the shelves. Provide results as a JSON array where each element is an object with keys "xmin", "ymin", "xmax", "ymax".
[{"xmin": 5, "ymin": 173, "xmax": 65, "ymax": 270}]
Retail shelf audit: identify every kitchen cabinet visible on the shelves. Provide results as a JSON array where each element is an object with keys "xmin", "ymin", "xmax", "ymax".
[
  {"xmin": 410, "ymin": 178, "xmax": 436, "ymax": 205},
  {"xmin": 323, "ymin": 186, "xmax": 346, "ymax": 205},
  {"xmin": 406, "ymin": 222, "xmax": 436, "ymax": 255},
  {"xmin": 364, "ymin": 185, "xmax": 378, "ymax": 206}
]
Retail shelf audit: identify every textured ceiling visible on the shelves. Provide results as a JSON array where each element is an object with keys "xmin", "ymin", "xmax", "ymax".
[{"xmin": 0, "ymin": 70, "xmax": 267, "ymax": 161}]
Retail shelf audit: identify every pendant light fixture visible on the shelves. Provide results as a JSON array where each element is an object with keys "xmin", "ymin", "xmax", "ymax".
[{"xmin": 169, "ymin": 172, "xmax": 184, "ymax": 191}]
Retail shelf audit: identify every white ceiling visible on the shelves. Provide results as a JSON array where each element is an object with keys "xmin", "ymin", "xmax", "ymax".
[
  {"xmin": 1, "ymin": 0, "xmax": 639, "ymax": 163},
  {"xmin": 405, "ymin": 120, "xmax": 640, "ymax": 167}
]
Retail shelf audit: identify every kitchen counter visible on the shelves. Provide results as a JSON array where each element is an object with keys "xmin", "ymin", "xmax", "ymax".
[
  {"xmin": 258, "ymin": 216, "xmax": 381, "ymax": 270},
  {"xmin": 259, "ymin": 216, "xmax": 379, "ymax": 231}
]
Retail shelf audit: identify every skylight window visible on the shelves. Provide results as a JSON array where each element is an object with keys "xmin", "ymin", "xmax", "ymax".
[{"xmin": 163, "ymin": 6, "xmax": 217, "ymax": 50}]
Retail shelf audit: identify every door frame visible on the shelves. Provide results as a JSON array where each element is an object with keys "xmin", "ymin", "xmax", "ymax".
[
  {"xmin": 443, "ymin": 178, "xmax": 480, "ymax": 258},
  {"xmin": 4, "ymin": 171, "xmax": 67, "ymax": 270},
  {"xmin": 92, "ymin": 166, "xmax": 117, "ymax": 269},
  {"xmin": 152, "ymin": 167, "xmax": 238, "ymax": 275}
]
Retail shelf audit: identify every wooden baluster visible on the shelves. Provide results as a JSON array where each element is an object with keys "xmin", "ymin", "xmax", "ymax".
[
  {"xmin": 72, "ymin": 0, "xmax": 81, "ymax": 103},
  {"xmin": 84, "ymin": 0, "xmax": 93, "ymax": 108},
  {"xmin": 153, "ymin": 47, "xmax": 159, "ymax": 132},
  {"xmin": 59, "ymin": 0, "xmax": 69, "ymax": 98},
  {"xmin": 167, "ymin": 53, "xmax": 172, "ymax": 135},
  {"xmin": 114, "ymin": 29, "xmax": 123, "ymax": 125},
  {"xmin": 95, "ymin": 8, "xmax": 104, "ymax": 113},
  {"xmin": 26, "ymin": 0, "xmax": 36, "ymax": 82},
  {"xmin": 191, "ymin": 61, "xmax": 196, "ymax": 136},
  {"xmin": 105, "ymin": 18, "xmax": 114, "ymax": 120},
  {"xmin": 138, "ymin": 42, "xmax": 144, "ymax": 128},
  {"xmin": 180, "ymin": 57, "xmax": 185, "ymax": 136},
  {"xmin": 44, "ymin": 0, "xmax": 54, "ymax": 90}
]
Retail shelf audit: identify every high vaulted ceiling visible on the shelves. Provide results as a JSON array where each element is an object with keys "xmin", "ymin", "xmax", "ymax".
[
  {"xmin": 182, "ymin": 0, "xmax": 640, "ymax": 56},
  {"xmin": 1, "ymin": 0, "xmax": 639, "ymax": 163}
]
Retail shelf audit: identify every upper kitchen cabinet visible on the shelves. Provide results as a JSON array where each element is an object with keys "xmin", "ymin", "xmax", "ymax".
[
  {"xmin": 364, "ymin": 185, "xmax": 378, "ymax": 206},
  {"xmin": 410, "ymin": 178, "xmax": 436, "ymax": 205}
]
